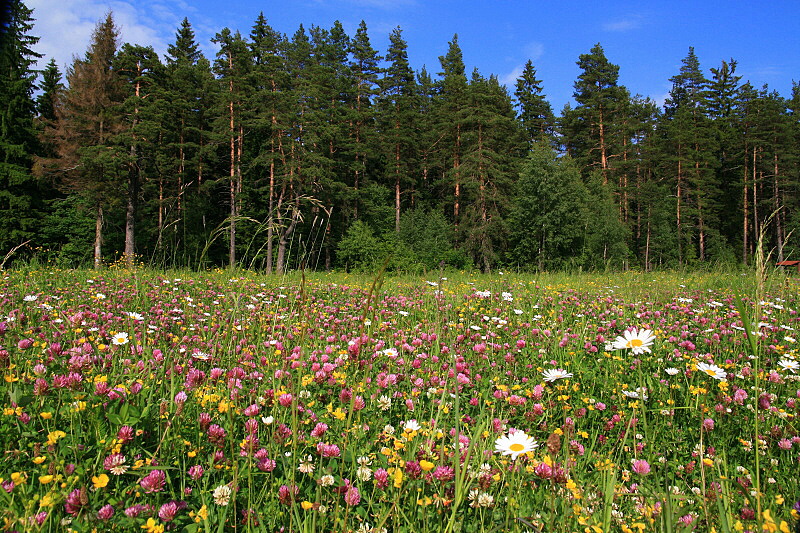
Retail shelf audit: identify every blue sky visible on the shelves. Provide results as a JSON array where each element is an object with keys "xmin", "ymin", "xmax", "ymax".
[{"xmin": 28, "ymin": 0, "xmax": 800, "ymax": 111}]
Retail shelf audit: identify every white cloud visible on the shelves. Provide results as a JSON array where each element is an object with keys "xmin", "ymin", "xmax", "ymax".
[
  {"xmin": 523, "ymin": 41, "xmax": 544, "ymax": 61},
  {"xmin": 499, "ymin": 64, "xmax": 525, "ymax": 89},
  {"xmin": 652, "ymin": 91, "xmax": 670, "ymax": 110},
  {"xmin": 602, "ymin": 17, "xmax": 643, "ymax": 32},
  {"xmin": 27, "ymin": 0, "xmax": 195, "ymax": 73}
]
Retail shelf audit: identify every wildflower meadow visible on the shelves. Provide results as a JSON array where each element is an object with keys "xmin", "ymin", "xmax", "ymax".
[{"xmin": 1, "ymin": 268, "xmax": 799, "ymax": 532}]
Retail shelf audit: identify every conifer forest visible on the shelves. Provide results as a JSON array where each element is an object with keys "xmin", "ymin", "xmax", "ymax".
[{"xmin": 2, "ymin": 1, "xmax": 799, "ymax": 273}]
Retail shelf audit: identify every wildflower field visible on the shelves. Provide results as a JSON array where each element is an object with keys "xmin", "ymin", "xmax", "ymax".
[{"xmin": 1, "ymin": 268, "xmax": 799, "ymax": 533}]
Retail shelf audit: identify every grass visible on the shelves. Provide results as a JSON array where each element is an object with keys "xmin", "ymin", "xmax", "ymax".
[{"xmin": 0, "ymin": 266, "xmax": 798, "ymax": 532}]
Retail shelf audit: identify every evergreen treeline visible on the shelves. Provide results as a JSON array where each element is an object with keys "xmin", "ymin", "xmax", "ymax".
[{"xmin": 3, "ymin": 3, "xmax": 799, "ymax": 272}]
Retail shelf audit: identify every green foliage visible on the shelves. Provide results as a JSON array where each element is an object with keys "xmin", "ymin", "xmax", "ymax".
[
  {"xmin": 509, "ymin": 145, "xmax": 587, "ymax": 270},
  {"xmin": 0, "ymin": 0, "xmax": 43, "ymax": 256},
  {"xmin": 581, "ymin": 171, "xmax": 631, "ymax": 269},
  {"xmin": 399, "ymin": 207, "xmax": 469, "ymax": 271},
  {"xmin": 4, "ymin": 1, "xmax": 798, "ymax": 272}
]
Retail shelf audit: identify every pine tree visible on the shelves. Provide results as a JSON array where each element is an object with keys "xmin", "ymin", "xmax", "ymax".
[
  {"xmin": 513, "ymin": 59, "xmax": 555, "ymax": 146},
  {"xmin": 567, "ymin": 43, "xmax": 628, "ymax": 182},
  {"xmin": 0, "ymin": 0, "xmax": 42, "ymax": 259}
]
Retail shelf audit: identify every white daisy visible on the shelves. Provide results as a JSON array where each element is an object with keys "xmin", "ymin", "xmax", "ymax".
[
  {"xmin": 622, "ymin": 387, "xmax": 649, "ymax": 401},
  {"xmin": 111, "ymin": 332, "xmax": 129, "ymax": 346},
  {"xmin": 542, "ymin": 368, "xmax": 573, "ymax": 382},
  {"xmin": 494, "ymin": 430, "xmax": 538, "ymax": 460},
  {"xmin": 778, "ymin": 359, "xmax": 799, "ymax": 373},
  {"xmin": 126, "ymin": 311, "xmax": 144, "ymax": 320},
  {"xmin": 402, "ymin": 419, "xmax": 421, "ymax": 433},
  {"xmin": 696, "ymin": 362, "xmax": 727, "ymax": 381},
  {"xmin": 23, "ymin": 294, "xmax": 38, "ymax": 302},
  {"xmin": 612, "ymin": 328, "xmax": 656, "ymax": 355},
  {"xmin": 665, "ymin": 368, "xmax": 680, "ymax": 376}
]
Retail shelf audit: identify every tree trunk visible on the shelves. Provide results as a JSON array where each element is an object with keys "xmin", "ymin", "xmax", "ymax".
[
  {"xmin": 124, "ymin": 75, "xmax": 141, "ymax": 268},
  {"xmin": 454, "ymin": 123, "xmax": 461, "ymax": 225},
  {"xmin": 266, "ymin": 142, "xmax": 275, "ymax": 275},
  {"xmin": 645, "ymin": 209, "xmax": 651, "ymax": 271},
  {"xmin": 676, "ymin": 157, "xmax": 683, "ymax": 265},
  {"xmin": 276, "ymin": 204, "xmax": 299, "ymax": 275},
  {"xmin": 94, "ymin": 203, "xmax": 103, "ymax": 270},
  {"xmin": 125, "ymin": 159, "xmax": 137, "ymax": 267},
  {"xmin": 228, "ymin": 93, "xmax": 236, "ymax": 269},
  {"xmin": 742, "ymin": 149, "xmax": 749, "ymax": 265},
  {"xmin": 773, "ymin": 152, "xmax": 784, "ymax": 262},
  {"xmin": 598, "ymin": 105, "xmax": 608, "ymax": 184}
]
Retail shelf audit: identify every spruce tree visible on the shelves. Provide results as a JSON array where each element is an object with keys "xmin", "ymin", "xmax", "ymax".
[
  {"xmin": 36, "ymin": 58, "xmax": 63, "ymax": 122},
  {"xmin": 0, "ymin": 0, "xmax": 42, "ymax": 259},
  {"xmin": 513, "ymin": 59, "xmax": 555, "ymax": 146},
  {"xmin": 247, "ymin": 12, "xmax": 286, "ymax": 272},
  {"xmin": 458, "ymin": 70, "xmax": 520, "ymax": 272},
  {"xmin": 435, "ymin": 35, "xmax": 469, "ymax": 227},
  {"xmin": 378, "ymin": 27, "xmax": 418, "ymax": 233},
  {"xmin": 348, "ymin": 20, "xmax": 381, "ymax": 221},
  {"xmin": 162, "ymin": 18, "xmax": 218, "ymax": 265},
  {"xmin": 114, "ymin": 43, "xmax": 164, "ymax": 266},
  {"xmin": 655, "ymin": 47, "xmax": 716, "ymax": 264},
  {"xmin": 706, "ymin": 59, "xmax": 742, "ymax": 260},
  {"xmin": 41, "ymin": 13, "xmax": 125, "ymax": 269},
  {"xmin": 212, "ymin": 28, "xmax": 251, "ymax": 268}
]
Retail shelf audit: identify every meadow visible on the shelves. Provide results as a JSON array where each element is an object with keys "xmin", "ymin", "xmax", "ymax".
[{"xmin": 0, "ymin": 267, "xmax": 798, "ymax": 532}]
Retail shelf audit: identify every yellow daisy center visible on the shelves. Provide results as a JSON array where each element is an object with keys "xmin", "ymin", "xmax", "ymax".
[
  {"xmin": 509, "ymin": 443, "xmax": 525, "ymax": 452},
  {"xmin": 704, "ymin": 369, "xmax": 716, "ymax": 376},
  {"xmin": 629, "ymin": 339, "xmax": 643, "ymax": 347}
]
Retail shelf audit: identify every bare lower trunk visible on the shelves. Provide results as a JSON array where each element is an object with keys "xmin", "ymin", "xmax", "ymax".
[
  {"xmin": 645, "ymin": 208, "xmax": 651, "ymax": 271},
  {"xmin": 742, "ymin": 155, "xmax": 749, "ymax": 265},
  {"xmin": 774, "ymin": 153, "xmax": 784, "ymax": 262},
  {"xmin": 94, "ymin": 203, "xmax": 103, "ymax": 270},
  {"xmin": 276, "ymin": 207, "xmax": 299, "ymax": 275},
  {"xmin": 125, "ymin": 169, "xmax": 136, "ymax": 267},
  {"xmin": 125, "ymin": 146, "xmax": 137, "ymax": 268},
  {"xmin": 266, "ymin": 153, "xmax": 275, "ymax": 275}
]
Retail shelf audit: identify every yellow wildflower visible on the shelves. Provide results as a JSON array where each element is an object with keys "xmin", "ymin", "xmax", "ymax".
[
  {"xmin": 141, "ymin": 518, "xmax": 165, "ymax": 533},
  {"xmin": 92, "ymin": 474, "xmax": 109, "ymax": 489},
  {"xmin": 419, "ymin": 460, "xmax": 435, "ymax": 472}
]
